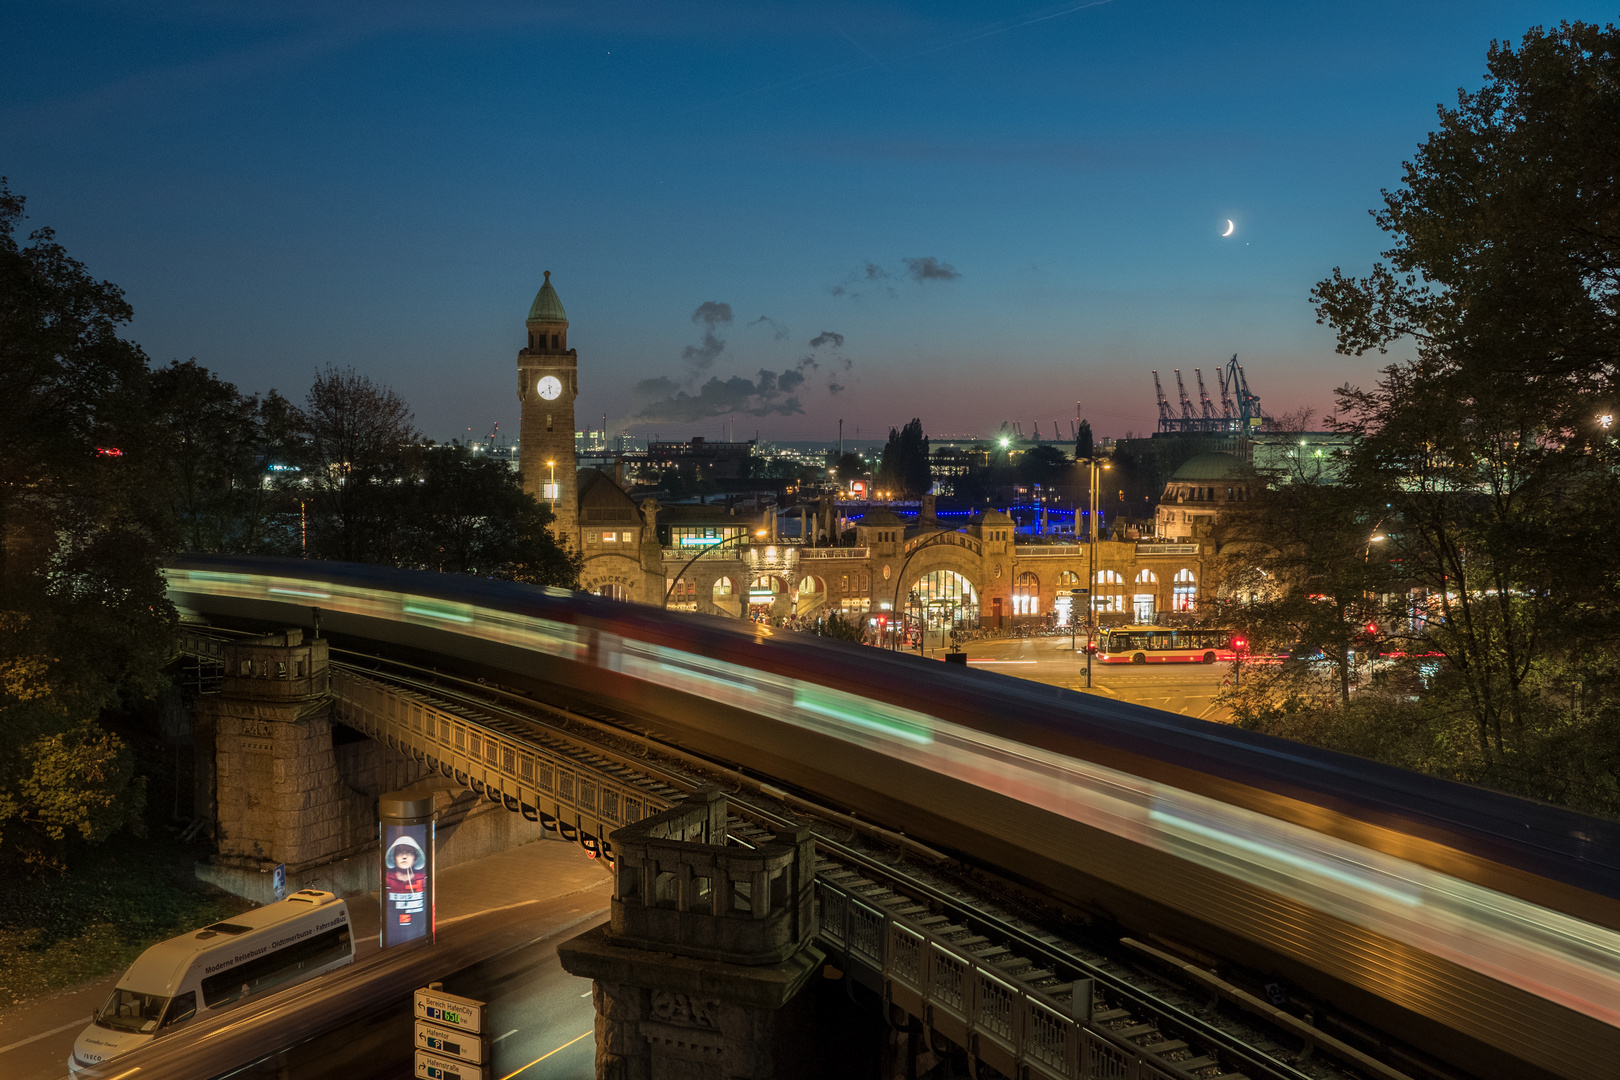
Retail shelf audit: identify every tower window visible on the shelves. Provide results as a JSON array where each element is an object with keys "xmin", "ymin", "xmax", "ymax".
[
  {"xmin": 547, "ymin": 414, "xmax": 553, "ymax": 432},
  {"xmin": 551, "ymin": 334, "xmax": 559, "ymax": 349}
]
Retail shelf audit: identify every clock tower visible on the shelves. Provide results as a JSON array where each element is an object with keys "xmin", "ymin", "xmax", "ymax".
[{"xmin": 518, "ymin": 271, "xmax": 578, "ymax": 546}]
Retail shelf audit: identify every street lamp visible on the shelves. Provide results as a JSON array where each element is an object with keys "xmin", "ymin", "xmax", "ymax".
[
  {"xmin": 1069, "ymin": 586, "xmax": 1086, "ymax": 677},
  {"xmin": 1082, "ymin": 456, "xmax": 1112, "ymax": 689}
]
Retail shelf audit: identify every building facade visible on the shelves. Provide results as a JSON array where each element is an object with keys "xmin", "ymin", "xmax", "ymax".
[{"xmin": 517, "ymin": 275, "xmax": 1212, "ymax": 631}]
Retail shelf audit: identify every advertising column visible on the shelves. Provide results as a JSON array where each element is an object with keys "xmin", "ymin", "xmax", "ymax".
[{"xmin": 379, "ymin": 790, "xmax": 436, "ymax": 949}]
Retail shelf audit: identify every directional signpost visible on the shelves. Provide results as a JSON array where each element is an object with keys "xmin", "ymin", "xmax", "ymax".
[{"xmin": 413, "ymin": 985, "xmax": 487, "ymax": 1080}]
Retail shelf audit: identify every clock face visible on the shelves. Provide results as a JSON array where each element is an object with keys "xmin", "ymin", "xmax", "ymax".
[{"xmin": 537, "ymin": 375, "xmax": 562, "ymax": 401}]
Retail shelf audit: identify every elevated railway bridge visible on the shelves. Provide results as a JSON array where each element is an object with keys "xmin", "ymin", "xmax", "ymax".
[{"xmin": 162, "ymin": 556, "xmax": 1620, "ymax": 1080}]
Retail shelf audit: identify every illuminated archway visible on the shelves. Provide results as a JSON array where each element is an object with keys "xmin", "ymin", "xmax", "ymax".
[{"xmin": 905, "ymin": 570, "xmax": 980, "ymax": 633}]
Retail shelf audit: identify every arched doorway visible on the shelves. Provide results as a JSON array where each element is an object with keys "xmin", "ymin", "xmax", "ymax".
[
  {"xmin": 795, "ymin": 575, "xmax": 827, "ymax": 619},
  {"xmin": 905, "ymin": 570, "xmax": 979, "ymax": 652},
  {"xmin": 748, "ymin": 575, "xmax": 784, "ymax": 620},
  {"xmin": 594, "ymin": 583, "xmax": 629, "ymax": 601},
  {"xmin": 712, "ymin": 576, "xmax": 739, "ymax": 618}
]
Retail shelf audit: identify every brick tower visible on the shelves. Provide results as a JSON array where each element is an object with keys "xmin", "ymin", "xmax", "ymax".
[{"xmin": 518, "ymin": 271, "xmax": 578, "ymax": 545}]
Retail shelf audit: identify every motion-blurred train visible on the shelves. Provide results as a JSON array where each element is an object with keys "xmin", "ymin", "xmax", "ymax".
[{"xmin": 165, "ymin": 555, "xmax": 1620, "ymax": 1080}]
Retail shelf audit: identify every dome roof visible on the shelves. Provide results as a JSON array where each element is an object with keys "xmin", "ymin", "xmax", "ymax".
[
  {"xmin": 527, "ymin": 271, "xmax": 568, "ymax": 323},
  {"xmin": 1171, "ymin": 452, "xmax": 1247, "ymax": 482},
  {"xmin": 969, "ymin": 509, "xmax": 1014, "ymax": 524},
  {"xmin": 858, "ymin": 509, "xmax": 905, "ymax": 527}
]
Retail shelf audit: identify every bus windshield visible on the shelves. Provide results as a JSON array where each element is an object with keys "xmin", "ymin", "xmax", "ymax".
[{"xmin": 96, "ymin": 988, "xmax": 170, "ymax": 1034}]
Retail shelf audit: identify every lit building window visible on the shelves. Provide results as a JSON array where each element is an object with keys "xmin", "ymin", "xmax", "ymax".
[{"xmin": 1173, "ymin": 568, "xmax": 1196, "ymax": 612}]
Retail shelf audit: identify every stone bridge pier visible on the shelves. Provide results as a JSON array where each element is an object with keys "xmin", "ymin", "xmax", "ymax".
[
  {"xmin": 192, "ymin": 629, "xmax": 379, "ymax": 899},
  {"xmin": 560, "ymin": 788, "xmax": 857, "ymax": 1080}
]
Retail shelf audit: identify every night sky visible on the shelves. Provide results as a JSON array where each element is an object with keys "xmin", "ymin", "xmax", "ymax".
[{"xmin": 5, "ymin": 2, "xmax": 1602, "ymax": 443}]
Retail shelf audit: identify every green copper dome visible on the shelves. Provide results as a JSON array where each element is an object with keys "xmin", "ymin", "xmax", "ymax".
[{"xmin": 527, "ymin": 271, "xmax": 568, "ymax": 323}]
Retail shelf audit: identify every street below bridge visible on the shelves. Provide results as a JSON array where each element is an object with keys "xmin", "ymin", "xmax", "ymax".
[
  {"xmin": 0, "ymin": 839, "xmax": 609, "ymax": 1080},
  {"xmin": 918, "ymin": 636, "xmax": 1234, "ymax": 722}
]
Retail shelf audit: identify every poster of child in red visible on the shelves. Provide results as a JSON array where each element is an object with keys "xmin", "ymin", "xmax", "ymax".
[{"xmin": 382, "ymin": 824, "xmax": 431, "ymax": 948}]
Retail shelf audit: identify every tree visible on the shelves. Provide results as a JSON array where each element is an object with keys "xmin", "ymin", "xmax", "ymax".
[
  {"xmin": 828, "ymin": 451, "xmax": 866, "ymax": 485},
  {"xmin": 1214, "ymin": 458, "xmax": 1392, "ymax": 710},
  {"xmin": 404, "ymin": 445, "xmax": 581, "ymax": 588},
  {"xmin": 877, "ymin": 419, "xmax": 931, "ymax": 498},
  {"xmin": 1074, "ymin": 420, "xmax": 1094, "ymax": 461},
  {"xmin": 1017, "ymin": 444, "xmax": 1070, "ymax": 490},
  {"xmin": 0, "ymin": 180, "xmax": 166, "ymax": 866},
  {"xmin": 295, "ymin": 365, "xmax": 420, "ymax": 563},
  {"xmin": 1294, "ymin": 23, "xmax": 1620, "ymax": 809},
  {"xmin": 148, "ymin": 360, "xmax": 298, "ymax": 554}
]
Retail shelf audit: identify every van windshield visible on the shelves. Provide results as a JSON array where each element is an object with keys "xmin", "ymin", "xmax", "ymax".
[{"xmin": 96, "ymin": 988, "xmax": 169, "ymax": 1034}]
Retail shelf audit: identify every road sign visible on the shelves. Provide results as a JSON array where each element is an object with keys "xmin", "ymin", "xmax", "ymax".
[
  {"xmin": 414, "ymin": 987, "xmax": 485, "ymax": 1034},
  {"xmin": 415, "ymin": 1019, "xmax": 486, "ymax": 1064},
  {"xmin": 271, "ymin": 863, "xmax": 286, "ymax": 902},
  {"xmin": 413, "ymin": 1048, "xmax": 486, "ymax": 1080}
]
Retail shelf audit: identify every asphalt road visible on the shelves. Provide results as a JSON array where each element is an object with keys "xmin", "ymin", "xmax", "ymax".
[
  {"xmin": 0, "ymin": 838, "xmax": 610, "ymax": 1080},
  {"xmin": 933, "ymin": 636, "xmax": 1234, "ymax": 722}
]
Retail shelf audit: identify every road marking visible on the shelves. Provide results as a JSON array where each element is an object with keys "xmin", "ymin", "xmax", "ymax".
[
  {"xmin": 499, "ymin": 1030, "xmax": 592, "ymax": 1079},
  {"xmin": 492, "ymin": 1029, "xmax": 519, "ymax": 1044},
  {"xmin": 0, "ymin": 1016, "xmax": 91, "ymax": 1056},
  {"xmin": 579, "ymin": 991, "xmax": 591, "ymax": 997}
]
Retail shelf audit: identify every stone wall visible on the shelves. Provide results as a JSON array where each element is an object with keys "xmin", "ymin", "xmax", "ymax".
[{"xmin": 203, "ymin": 699, "xmax": 377, "ymax": 871}]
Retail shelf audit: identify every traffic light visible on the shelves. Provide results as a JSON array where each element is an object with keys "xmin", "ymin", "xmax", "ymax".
[{"xmin": 1232, "ymin": 637, "xmax": 1247, "ymax": 651}]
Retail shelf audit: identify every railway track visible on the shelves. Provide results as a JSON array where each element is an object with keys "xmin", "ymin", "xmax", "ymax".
[{"xmin": 327, "ymin": 648, "xmax": 1432, "ymax": 1080}]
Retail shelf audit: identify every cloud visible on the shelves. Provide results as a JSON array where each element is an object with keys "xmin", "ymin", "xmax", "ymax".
[
  {"xmin": 634, "ymin": 306, "xmax": 849, "ymax": 423},
  {"xmin": 748, "ymin": 315, "xmax": 790, "ymax": 341},
  {"xmin": 828, "ymin": 381, "xmax": 846, "ymax": 395},
  {"xmin": 633, "ymin": 365, "xmax": 815, "ymax": 422},
  {"xmin": 691, "ymin": 301, "xmax": 733, "ymax": 328},
  {"xmin": 864, "ymin": 262, "xmax": 888, "ymax": 280},
  {"xmin": 682, "ymin": 332, "xmax": 725, "ymax": 370},
  {"xmin": 679, "ymin": 301, "xmax": 735, "ymax": 371},
  {"xmin": 903, "ymin": 256, "xmax": 961, "ymax": 282}
]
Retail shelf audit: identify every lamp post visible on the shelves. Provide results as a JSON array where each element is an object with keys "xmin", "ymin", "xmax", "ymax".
[
  {"xmin": 1081, "ymin": 456, "xmax": 1111, "ymax": 689},
  {"xmin": 662, "ymin": 529, "xmax": 767, "ymax": 609},
  {"xmin": 1069, "ymin": 586, "xmax": 1086, "ymax": 681}
]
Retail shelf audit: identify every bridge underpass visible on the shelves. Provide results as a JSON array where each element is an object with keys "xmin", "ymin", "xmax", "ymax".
[{"xmin": 169, "ymin": 625, "xmax": 1419, "ymax": 1080}]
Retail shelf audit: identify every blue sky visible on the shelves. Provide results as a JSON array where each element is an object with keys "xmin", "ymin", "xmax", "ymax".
[{"xmin": 4, "ymin": 1, "xmax": 1607, "ymax": 442}]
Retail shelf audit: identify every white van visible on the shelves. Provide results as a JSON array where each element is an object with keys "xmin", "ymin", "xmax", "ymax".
[{"xmin": 69, "ymin": 889, "xmax": 353, "ymax": 1075}]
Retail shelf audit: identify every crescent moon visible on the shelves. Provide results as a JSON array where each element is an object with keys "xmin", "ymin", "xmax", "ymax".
[{"xmin": 1221, "ymin": 219, "xmax": 1235, "ymax": 237}]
